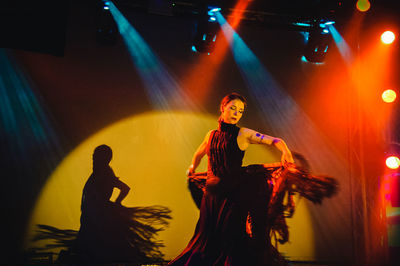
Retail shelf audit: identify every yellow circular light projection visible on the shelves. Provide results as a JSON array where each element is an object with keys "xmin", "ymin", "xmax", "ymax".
[
  {"xmin": 26, "ymin": 111, "xmax": 315, "ymax": 261},
  {"xmin": 382, "ymin": 89, "xmax": 397, "ymax": 103},
  {"xmin": 356, "ymin": 0, "xmax": 370, "ymax": 12},
  {"xmin": 386, "ymin": 156, "xmax": 400, "ymax": 169},
  {"xmin": 381, "ymin": 31, "xmax": 395, "ymax": 44}
]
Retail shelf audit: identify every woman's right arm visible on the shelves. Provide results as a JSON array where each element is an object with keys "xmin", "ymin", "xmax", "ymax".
[{"xmin": 187, "ymin": 130, "xmax": 212, "ymax": 175}]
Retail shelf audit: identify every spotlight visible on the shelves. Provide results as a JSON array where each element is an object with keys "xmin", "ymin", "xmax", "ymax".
[
  {"xmin": 103, "ymin": 1, "xmax": 110, "ymax": 10},
  {"xmin": 386, "ymin": 143, "xmax": 400, "ymax": 169},
  {"xmin": 208, "ymin": 7, "xmax": 221, "ymax": 14},
  {"xmin": 381, "ymin": 31, "xmax": 395, "ymax": 44},
  {"xmin": 385, "ymin": 144, "xmax": 400, "ymax": 206},
  {"xmin": 192, "ymin": 7, "xmax": 220, "ymax": 54},
  {"xmin": 356, "ymin": 0, "xmax": 371, "ymax": 12},
  {"xmin": 324, "ymin": 21, "xmax": 335, "ymax": 26},
  {"xmin": 382, "ymin": 89, "xmax": 397, "ymax": 103},
  {"xmin": 386, "ymin": 156, "xmax": 400, "ymax": 169},
  {"xmin": 95, "ymin": 0, "xmax": 118, "ymax": 45},
  {"xmin": 304, "ymin": 26, "xmax": 332, "ymax": 63}
]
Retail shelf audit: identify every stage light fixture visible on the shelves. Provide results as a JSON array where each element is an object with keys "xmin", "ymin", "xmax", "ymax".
[
  {"xmin": 381, "ymin": 31, "xmax": 395, "ymax": 44},
  {"xmin": 96, "ymin": 0, "xmax": 118, "ymax": 45},
  {"xmin": 356, "ymin": 0, "xmax": 371, "ymax": 12},
  {"xmin": 303, "ymin": 26, "xmax": 332, "ymax": 63},
  {"xmin": 386, "ymin": 156, "xmax": 400, "ymax": 169},
  {"xmin": 192, "ymin": 7, "xmax": 221, "ymax": 54},
  {"xmin": 382, "ymin": 89, "xmax": 397, "ymax": 103}
]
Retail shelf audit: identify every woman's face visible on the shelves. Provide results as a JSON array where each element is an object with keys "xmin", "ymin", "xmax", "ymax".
[{"xmin": 221, "ymin": 99, "xmax": 245, "ymax": 124}]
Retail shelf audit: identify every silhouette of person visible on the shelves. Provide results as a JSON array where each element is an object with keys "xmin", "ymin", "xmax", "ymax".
[
  {"xmin": 76, "ymin": 144, "xmax": 131, "ymax": 262},
  {"xmin": 81, "ymin": 144, "xmax": 130, "ymax": 213},
  {"xmin": 75, "ymin": 144, "xmax": 171, "ymax": 265}
]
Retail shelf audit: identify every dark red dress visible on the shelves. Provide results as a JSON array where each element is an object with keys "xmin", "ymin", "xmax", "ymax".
[
  {"xmin": 169, "ymin": 122, "xmax": 339, "ymax": 266},
  {"xmin": 168, "ymin": 121, "xmax": 259, "ymax": 266}
]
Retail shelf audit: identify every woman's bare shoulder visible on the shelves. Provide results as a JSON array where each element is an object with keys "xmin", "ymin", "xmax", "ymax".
[
  {"xmin": 239, "ymin": 127, "xmax": 256, "ymax": 136},
  {"xmin": 202, "ymin": 129, "xmax": 214, "ymax": 144}
]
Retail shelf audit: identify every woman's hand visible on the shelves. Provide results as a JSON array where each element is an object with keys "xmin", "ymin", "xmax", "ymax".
[
  {"xmin": 281, "ymin": 150, "xmax": 294, "ymax": 165},
  {"xmin": 186, "ymin": 164, "xmax": 195, "ymax": 177}
]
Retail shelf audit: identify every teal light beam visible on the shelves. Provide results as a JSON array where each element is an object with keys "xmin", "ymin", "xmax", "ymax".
[{"xmin": 107, "ymin": 1, "xmax": 196, "ymax": 111}]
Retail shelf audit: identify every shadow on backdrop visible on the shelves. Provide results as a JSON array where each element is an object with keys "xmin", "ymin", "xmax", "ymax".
[{"xmin": 27, "ymin": 144, "xmax": 172, "ymax": 265}]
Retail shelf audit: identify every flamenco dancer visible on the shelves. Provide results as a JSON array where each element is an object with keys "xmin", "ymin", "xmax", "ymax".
[
  {"xmin": 168, "ymin": 92, "xmax": 293, "ymax": 266},
  {"xmin": 168, "ymin": 93, "xmax": 337, "ymax": 266}
]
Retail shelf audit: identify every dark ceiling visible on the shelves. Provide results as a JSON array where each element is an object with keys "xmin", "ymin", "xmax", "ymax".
[{"xmin": 0, "ymin": 0, "xmax": 399, "ymax": 55}]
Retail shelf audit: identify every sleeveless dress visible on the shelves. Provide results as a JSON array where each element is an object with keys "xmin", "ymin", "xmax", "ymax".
[
  {"xmin": 168, "ymin": 121, "xmax": 254, "ymax": 266},
  {"xmin": 169, "ymin": 122, "xmax": 339, "ymax": 266}
]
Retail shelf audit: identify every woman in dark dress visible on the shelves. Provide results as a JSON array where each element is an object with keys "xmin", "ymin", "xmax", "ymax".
[{"xmin": 168, "ymin": 93, "xmax": 294, "ymax": 266}]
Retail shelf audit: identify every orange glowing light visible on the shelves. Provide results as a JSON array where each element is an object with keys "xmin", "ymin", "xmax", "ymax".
[
  {"xmin": 381, "ymin": 31, "xmax": 395, "ymax": 44},
  {"xmin": 386, "ymin": 156, "xmax": 400, "ymax": 169},
  {"xmin": 356, "ymin": 0, "xmax": 371, "ymax": 12},
  {"xmin": 382, "ymin": 89, "xmax": 397, "ymax": 103}
]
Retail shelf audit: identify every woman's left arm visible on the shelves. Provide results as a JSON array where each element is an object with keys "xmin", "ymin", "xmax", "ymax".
[
  {"xmin": 239, "ymin": 127, "xmax": 294, "ymax": 164},
  {"xmin": 272, "ymin": 137, "xmax": 294, "ymax": 164},
  {"xmin": 114, "ymin": 179, "xmax": 131, "ymax": 204}
]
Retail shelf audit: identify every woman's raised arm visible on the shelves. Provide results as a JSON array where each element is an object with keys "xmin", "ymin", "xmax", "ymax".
[{"xmin": 239, "ymin": 127, "xmax": 294, "ymax": 164}]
